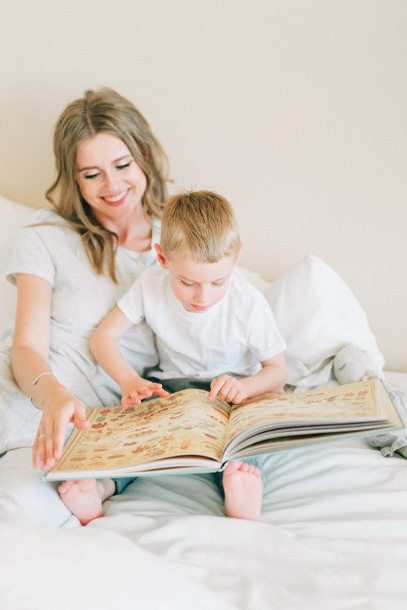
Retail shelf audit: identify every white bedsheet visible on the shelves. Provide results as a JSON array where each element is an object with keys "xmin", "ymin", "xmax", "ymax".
[
  {"xmin": 1, "ymin": 374, "xmax": 407, "ymax": 609},
  {"xmin": 0, "ymin": 521, "xmax": 235, "ymax": 610}
]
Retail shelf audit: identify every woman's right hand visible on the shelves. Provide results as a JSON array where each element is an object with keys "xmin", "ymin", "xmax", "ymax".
[
  {"xmin": 32, "ymin": 386, "xmax": 90, "ymax": 469},
  {"xmin": 10, "ymin": 275, "xmax": 91, "ymax": 470}
]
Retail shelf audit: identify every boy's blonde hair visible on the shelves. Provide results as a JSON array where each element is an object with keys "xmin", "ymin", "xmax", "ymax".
[
  {"xmin": 45, "ymin": 87, "xmax": 169, "ymax": 282},
  {"xmin": 161, "ymin": 191, "xmax": 241, "ymax": 262}
]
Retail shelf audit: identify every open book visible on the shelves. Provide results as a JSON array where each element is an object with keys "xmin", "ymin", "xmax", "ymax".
[{"xmin": 46, "ymin": 377, "xmax": 402, "ymax": 480}]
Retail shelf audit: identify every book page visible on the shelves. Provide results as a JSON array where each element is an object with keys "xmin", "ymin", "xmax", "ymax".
[
  {"xmin": 225, "ymin": 379, "xmax": 384, "ymax": 447},
  {"xmin": 49, "ymin": 389, "xmax": 231, "ymax": 476}
]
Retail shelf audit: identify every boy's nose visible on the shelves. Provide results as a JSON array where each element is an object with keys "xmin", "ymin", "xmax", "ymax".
[{"xmin": 194, "ymin": 285, "xmax": 207, "ymax": 303}]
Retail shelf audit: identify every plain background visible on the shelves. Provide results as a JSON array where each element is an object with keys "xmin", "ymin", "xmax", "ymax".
[{"xmin": 1, "ymin": 0, "xmax": 406, "ymax": 372}]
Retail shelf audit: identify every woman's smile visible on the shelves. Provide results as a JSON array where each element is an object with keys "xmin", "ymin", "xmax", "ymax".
[{"xmin": 102, "ymin": 188, "xmax": 130, "ymax": 206}]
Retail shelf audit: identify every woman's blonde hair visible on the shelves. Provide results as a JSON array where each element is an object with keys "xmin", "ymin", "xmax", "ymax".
[
  {"xmin": 160, "ymin": 191, "xmax": 241, "ymax": 262},
  {"xmin": 46, "ymin": 87, "xmax": 169, "ymax": 281}
]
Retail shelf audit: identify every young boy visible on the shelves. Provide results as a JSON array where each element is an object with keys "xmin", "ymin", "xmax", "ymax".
[{"xmin": 59, "ymin": 191, "xmax": 287, "ymax": 523}]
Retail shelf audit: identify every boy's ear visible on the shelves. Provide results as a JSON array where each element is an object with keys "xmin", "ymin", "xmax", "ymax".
[{"xmin": 154, "ymin": 243, "xmax": 168, "ymax": 268}]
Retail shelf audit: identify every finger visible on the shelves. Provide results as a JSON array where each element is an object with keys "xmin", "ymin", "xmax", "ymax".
[
  {"xmin": 36, "ymin": 436, "xmax": 46, "ymax": 469},
  {"xmin": 53, "ymin": 413, "xmax": 73, "ymax": 460},
  {"xmin": 72, "ymin": 403, "xmax": 90, "ymax": 430},
  {"xmin": 122, "ymin": 394, "xmax": 142, "ymax": 408},
  {"xmin": 224, "ymin": 385, "xmax": 240, "ymax": 403},
  {"xmin": 130, "ymin": 387, "xmax": 153, "ymax": 402},
  {"xmin": 32, "ymin": 433, "xmax": 43, "ymax": 468},
  {"xmin": 231, "ymin": 389, "xmax": 245, "ymax": 405},
  {"xmin": 44, "ymin": 426, "xmax": 56, "ymax": 468},
  {"xmin": 208, "ymin": 377, "xmax": 226, "ymax": 400},
  {"xmin": 37, "ymin": 428, "xmax": 51, "ymax": 469},
  {"xmin": 137, "ymin": 386, "xmax": 153, "ymax": 399},
  {"xmin": 218, "ymin": 382, "xmax": 234, "ymax": 401},
  {"xmin": 148, "ymin": 383, "xmax": 169, "ymax": 397}
]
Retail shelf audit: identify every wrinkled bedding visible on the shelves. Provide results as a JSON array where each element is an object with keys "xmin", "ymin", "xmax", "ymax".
[{"xmin": 2, "ymin": 380, "xmax": 407, "ymax": 610}]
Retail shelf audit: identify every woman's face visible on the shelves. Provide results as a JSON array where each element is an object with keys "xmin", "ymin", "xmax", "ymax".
[{"xmin": 75, "ymin": 133, "xmax": 147, "ymax": 227}]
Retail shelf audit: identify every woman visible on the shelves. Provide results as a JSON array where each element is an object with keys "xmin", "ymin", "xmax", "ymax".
[{"xmin": 3, "ymin": 88, "xmax": 169, "ymax": 479}]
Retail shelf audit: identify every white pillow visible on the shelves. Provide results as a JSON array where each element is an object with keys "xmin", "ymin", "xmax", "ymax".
[
  {"xmin": 0, "ymin": 196, "xmax": 37, "ymax": 328},
  {"xmin": 237, "ymin": 265, "xmax": 269, "ymax": 294},
  {"xmin": 265, "ymin": 255, "xmax": 385, "ymax": 388}
]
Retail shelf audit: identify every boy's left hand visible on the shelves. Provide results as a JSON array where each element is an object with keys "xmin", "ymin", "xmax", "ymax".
[
  {"xmin": 121, "ymin": 380, "xmax": 169, "ymax": 408},
  {"xmin": 208, "ymin": 375, "xmax": 248, "ymax": 404}
]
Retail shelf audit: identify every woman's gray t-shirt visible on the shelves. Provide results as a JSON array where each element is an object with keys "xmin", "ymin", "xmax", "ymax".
[{"xmin": 0, "ymin": 208, "xmax": 159, "ymax": 451}]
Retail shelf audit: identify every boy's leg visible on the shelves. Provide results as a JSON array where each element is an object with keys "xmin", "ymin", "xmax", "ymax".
[
  {"xmin": 147, "ymin": 376, "xmax": 265, "ymax": 519},
  {"xmin": 114, "ymin": 476, "xmax": 137, "ymax": 495},
  {"xmin": 146, "ymin": 376, "xmax": 212, "ymax": 394},
  {"xmin": 58, "ymin": 477, "xmax": 117, "ymax": 525},
  {"xmin": 222, "ymin": 457, "xmax": 264, "ymax": 521},
  {"xmin": 59, "ymin": 476, "xmax": 137, "ymax": 525}
]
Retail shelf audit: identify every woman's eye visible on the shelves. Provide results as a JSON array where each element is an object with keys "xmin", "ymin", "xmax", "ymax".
[
  {"xmin": 84, "ymin": 173, "xmax": 100, "ymax": 180},
  {"xmin": 116, "ymin": 162, "xmax": 131, "ymax": 170}
]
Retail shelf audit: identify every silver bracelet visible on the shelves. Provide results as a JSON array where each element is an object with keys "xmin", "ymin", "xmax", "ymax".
[
  {"xmin": 30, "ymin": 397, "xmax": 39, "ymax": 410},
  {"xmin": 32, "ymin": 371, "xmax": 54, "ymax": 385}
]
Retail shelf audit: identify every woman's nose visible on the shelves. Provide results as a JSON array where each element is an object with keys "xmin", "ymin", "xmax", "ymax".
[{"xmin": 103, "ymin": 170, "xmax": 121, "ymax": 189}]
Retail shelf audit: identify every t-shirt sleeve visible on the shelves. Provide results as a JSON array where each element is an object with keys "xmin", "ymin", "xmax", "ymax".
[
  {"xmin": 247, "ymin": 297, "xmax": 287, "ymax": 362},
  {"xmin": 117, "ymin": 275, "xmax": 145, "ymax": 325},
  {"xmin": 6, "ymin": 224, "xmax": 56, "ymax": 286}
]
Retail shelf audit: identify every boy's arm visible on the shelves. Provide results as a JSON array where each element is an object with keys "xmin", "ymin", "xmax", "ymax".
[
  {"xmin": 90, "ymin": 307, "xmax": 168, "ymax": 406},
  {"xmin": 209, "ymin": 353, "xmax": 287, "ymax": 404},
  {"xmin": 241, "ymin": 353, "xmax": 287, "ymax": 397}
]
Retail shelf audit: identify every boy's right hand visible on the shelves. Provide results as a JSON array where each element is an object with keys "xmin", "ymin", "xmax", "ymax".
[
  {"xmin": 120, "ymin": 378, "xmax": 169, "ymax": 408},
  {"xmin": 209, "ymin": 375, "xmax": 248, "ymax": 404}
]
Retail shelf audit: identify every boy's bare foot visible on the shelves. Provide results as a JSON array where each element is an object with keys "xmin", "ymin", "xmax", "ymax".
[
  {"xmin": 58, "ymin": 478, "xmax": 115, "ymax": 525},
  {"xmin": 222, "ymin": 460, "xmax": 262, "ymax": 521}
]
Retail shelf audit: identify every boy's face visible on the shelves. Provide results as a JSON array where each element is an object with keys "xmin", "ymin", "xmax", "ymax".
[{"xmin": 155, "ymin": 245, "xmax": 239, "ymax": 313}]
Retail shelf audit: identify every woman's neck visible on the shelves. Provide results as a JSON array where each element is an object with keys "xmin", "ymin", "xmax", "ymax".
[{"xmin": 102, "ymin": 208, "xmax": 153, "ymax": 252}]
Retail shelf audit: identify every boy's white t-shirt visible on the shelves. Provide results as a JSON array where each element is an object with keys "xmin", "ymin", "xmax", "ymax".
[{"xmin": 118, "ymin": 265, "xmax": 286, "ymax": 381}]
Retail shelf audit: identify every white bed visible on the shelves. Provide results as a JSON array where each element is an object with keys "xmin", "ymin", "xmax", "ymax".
[{"xmin": 1, "ymin": 195, "xmax": 407, "ymax": 610}]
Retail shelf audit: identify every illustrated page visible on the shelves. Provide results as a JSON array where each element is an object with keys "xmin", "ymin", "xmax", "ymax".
[
  {"xmin": 50, "ymin": 390, "xmax": 231, "ymax": 474},
  {"xmin": 225, "ymin": 379, "xmax": 381, "ymax": 446}
]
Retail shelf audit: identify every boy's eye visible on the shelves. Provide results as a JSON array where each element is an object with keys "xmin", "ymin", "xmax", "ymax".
[
  {"xmin": 181, "ymin": 280, "xmax": 195, "ymax": 287},
  {"xmin": 213, "ymin": 280, "xmax": 225, "ymax": 286}
]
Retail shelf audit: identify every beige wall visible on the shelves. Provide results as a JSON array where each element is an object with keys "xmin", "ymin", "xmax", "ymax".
[{"xmin": 1, "ymin": 0, "xmax": 406, "ymax": 371}]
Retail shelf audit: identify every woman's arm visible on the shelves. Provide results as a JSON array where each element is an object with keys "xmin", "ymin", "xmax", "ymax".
[
  {"xmin": 12, "ymin": 274, "xmax": 90, "ymax": 469},
  {"xmin": 90, "ymin": 307, "xmax": 168, "ymax": 407}
]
